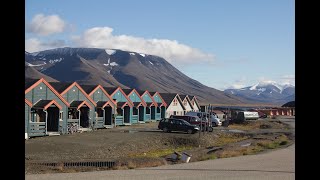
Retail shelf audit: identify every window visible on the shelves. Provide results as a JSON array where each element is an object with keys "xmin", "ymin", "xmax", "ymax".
[
  {"xmin": 157, "ymin": 107, "xmax": 160, "ymax": 113},
  {"xmin": 183, "ymin": 100, "xmax": 187, "ymax": 106},
  {"xmin": 146, "ymin": 107, "xmax": 150, "ymax": 114},
  {"xmin": 59, "ymin": 112, "xmax": 63, "ymax": 121},
  {"xmin": 173, "ymin": 111, "xmax": 177, "ymax": 115},
  {"xmin": 173, "ymin": 99, "xmax": 178, "ymax": 106}
]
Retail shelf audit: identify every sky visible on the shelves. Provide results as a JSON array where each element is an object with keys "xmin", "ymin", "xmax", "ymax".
[{"xmin": 25, "ymin": 0, "xmax": 295, "ymax": 90}]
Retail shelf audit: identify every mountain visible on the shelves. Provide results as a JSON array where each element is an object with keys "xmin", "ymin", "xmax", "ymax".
[
  {"xmin": 224, "ymin": 82, "xmax": 295, "ymax": 104},
  {"xmin": 25, "ymin": 47, "xmax": 257, "ymax": 105},
  {"xmin": 25, "ymin": 62, "xmax": 58, "ymax": 82}
]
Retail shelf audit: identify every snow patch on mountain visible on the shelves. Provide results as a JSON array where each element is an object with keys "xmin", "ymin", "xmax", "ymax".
[
  {"xmin": 139, "ymin": 53, "xmax": 146, "ymax": 57},
  {"xmin": 149, "ymin": 61, "xmax": 154, "ymax": 65},
  {"xmin": 26, "ymin": 62, "xmax": 46, "ymax": 67},
  {"xmin": 49, "ymin": 58, "xmax": 63, "ymax": 64},
  {"xmin": 129, "ymin": 52, "xmax": 135, "ymax": 55},
  {"xmin": 105, "ymin": 49, "xmax": 116, "ymax": 55}
]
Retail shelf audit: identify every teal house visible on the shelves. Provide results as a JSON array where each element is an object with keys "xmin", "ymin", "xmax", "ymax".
[
  {"xmin": 50, "ymin": 82, "xmax": 97, "ymax": 131},
  {"xmin": 25, "ymin": 78, "xmax": 70, "ymax": 137},
  {"xmin": 104, "ymin": 87, "xmax": 134, "ymax": 126},
  {"xmin": 149, "ymin": 92, "xmax": 167, "ymax": 120},
  {"xmin": 123, "ymin": 89, "xmax": 147, "ymax": 124},
  {"xmin": 81, "ymin": 84, "xmax": 117, "ymax": 128},
  {"xmin": 137, "ymin": 90, "xmax": 157, "ymax": 121}
]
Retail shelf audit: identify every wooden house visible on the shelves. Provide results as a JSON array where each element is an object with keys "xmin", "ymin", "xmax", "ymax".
[
  {"xmin": 50, "ymin": 82, "xmax": 96, "ymax": 131},
  {"xmin": 149, "ymin": 92, "xmax": 167, "ymax": 120},
  {"xmin": 25, "ymin": 78, "xmax": 70, "ymax": 137},
  {"xmin": 179, "ymin": 95, "xmax": 194, "ymax": 114},
  {"xmin": 81, "ymin": 84, "xmax": 117, "ymax": 128},
  {"xmin": 104, "ymin": 87, "xmax": 134, "ymax": 125},
  {"xmin": 137, "ymin": 90, "xmax": 158, "ymax": 121},
  {"xmin": 159, "ymin": 93, "xmax": 186, "ymax": 118},
  {"xmin": 123, "ymin": 89, "xmax": 147, "ymax": 124},
  {"xmin": 189, "ymin": 95, "xmax": 201, "ymax": 112}
]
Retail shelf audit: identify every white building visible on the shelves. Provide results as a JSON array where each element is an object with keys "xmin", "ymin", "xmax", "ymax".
[{"xmin": 159, "ymin": 93, "xmax": 186, "ymax": 118}]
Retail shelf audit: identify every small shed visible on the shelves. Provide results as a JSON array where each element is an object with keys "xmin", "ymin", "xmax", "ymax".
[
  {"xmin": 123, "ymin": 89, "xmax": 147, "ymax": 124},
  {"xmin": 137, "ymin": 90, "xmax": 158, "ymax": 121},
  {"xmin": 50, "ymin": 82, "xmax": 96, "ymax": 131},
  {"xmin": 159, "ymin": 93, "xmax": 186, "ymax": 118},
  {"xmin": 81, "ymin": 84, "xmax": 116, "ymax": 128},
  {"xmin": 25, "ymin": 78, "xmax": 70, "ymax": 136},
  {"xmin": 104, "ymin": 87, "xmax": 134, "ymax": 125},
  {"xmin": 149, "ymin": 92, "xmax": 167, "ymax": 120}
]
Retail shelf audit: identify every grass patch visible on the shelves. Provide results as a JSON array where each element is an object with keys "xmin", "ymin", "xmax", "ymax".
[
  {"xmin": 130, "ymin": 146, "xmax": 193, "ymax": 158},
  {"xmin": 256, "ymin": 134, "xmax": 289, "ymax": 149},
  {"xmin": 229, "ymin": 120, "xmax": 288, "ymax": 131},
  {"xmin": 213, "ymin": 134, "xmax": 249, "ymax": 146},
  {"xmin": 199, "ymin": 154, "xmax": 217, "ymax": 161}
]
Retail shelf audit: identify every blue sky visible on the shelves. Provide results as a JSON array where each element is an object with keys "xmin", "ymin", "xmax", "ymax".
[{"xmin": 25, "ymin": 0, "xmax": 295, "ymax": 90}]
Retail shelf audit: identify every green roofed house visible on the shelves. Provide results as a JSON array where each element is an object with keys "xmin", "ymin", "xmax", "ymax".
[
  {"xmin": 137, "ymin": 90, "xmax": 158, "ymax": 122},
  {"xmin": 149, "ymin": 92, "xmax": 167, "ymax": 120},
  {"xmin": 179, "ymin": 95, "xmax": 194, "ymax": 114},
  {"xmin": 159, "ymin": 93, "xmax": 186, "ymax": 118},
  {"xmin": 50, "ymin": 81, "xmax": 97, "ymax": 132},
  {"xmin": 25, "ymin": 78, "xmax": 70, "ymax": 138},
  {"xmin": 189, "ymin": 95, "xmax": 201, "ymax": 112},
  {"xmin": 104, "ymin": 87, "xmax": 134, "ymax": 126},
  {"xmin": 81, "ymin": 84, "xmax": 117, "ymax": 128},
  {"xmin": 122, "ymin": 89, "xmax": 147, "ymax": 124}
]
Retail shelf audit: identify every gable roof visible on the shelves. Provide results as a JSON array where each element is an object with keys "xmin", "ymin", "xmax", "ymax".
[
  {"xmin": 49, "ymin": 82, "xmax": 74, "ymax": 94},
  {"xmin": 104, "ymin": 87, "xmax": 134, "ymax": 107},
  {"xmin": 96, "ymin": 101, "xmax": 114, "ymax": 108},
  {"xmin": 159, "ymin": 93, "xmax": 177, "ymax": 105},
  {"xmin": 117, "ymin": 102, "xmax": 131, "ymax": 108},
  {"xmin": 85, "ymin": 85, "xmax": 117, "ymax": 106},
  {"xmin": 25, "ymin": 78, "xmax": 70, "ymax": 107},
  {"xmin": 123, "ymin": 89, "xmax": 147, "ymax": 107},
  {"xmin": 103, "ymin": 87, "xmax": 118, "ymax": 95},
  {"xmin": 150, "ymin": 91, "xmax": 167, "ymax": 107},
  {"xmin": 80, "ymin": 84, "xmax": 99, "ymax": 94},
  {"xmin": 70, "ymin": 100, "xmax": 92, "ymax": 110},
  {"xmin": 25, "ymin": 98, "xmax": 33, "ymax": 107},
  {"xmin": 32, "ymin": 99, "xmax": 62, "ymax": 110},
  {"xmin": 50, "ymin": 82, "xmax": 97, "ymax": 107},
  {"xmin": 180, "ymin": 95, "xmax": 194, "ymax": 110},
  {"xmin": 190, "ymin": 96, "xmax": 201, "ymax": 110},
  {"xmin": 25, "ymin": 78, "xmax": 41, "ymax": 90}
]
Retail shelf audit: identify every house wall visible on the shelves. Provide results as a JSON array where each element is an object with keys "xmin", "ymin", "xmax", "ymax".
[
  {"xmin": 91, "ymin": 87, "xmax": 111, "ymax": 102},
  {"xmin": 25, "ymin": 82, "xmax": 68, "ymax": 134},
  {"xmin": 112, "ymin": 89, "xmax": 132, "ymax": 124},
  {"xmin": 183, "ymin": 99, "xmax": 193, "ymax": 112},
  {"xmin": 129, "ymin": 91, "xmax": 141, "ymax": 102},
  {"xmin": 25, "ymin": 103, "xmax": 31, "ymax": 133},
  {"xmin": 62, "ymin": 85, "xmax": 95, "ymax": 128},
  {"xmin": 142, "ymin": 93, "xmax": 153, "ymax": 103},
  {"xmin": 89, "ymin": 87, "xmax": 116, "ymax": 127},
  {"xmin": 153, "ymin": 94, "xmax": 162, "ymax": 103},
  {"xmin": 165, "ymin": 97, "xmax": 185, "ymax": 118}
]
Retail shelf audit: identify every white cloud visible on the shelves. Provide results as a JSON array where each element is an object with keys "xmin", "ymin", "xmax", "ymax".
[
  {"xmin": 71, "ymin": 27, "xmax": 214, "ymax": 64},
  {"xmin": 26, "ymin": 14, "xmax": 66, "ymax": 36},
  {"xmin": 279, "ymin": 74, "xmax": 295, "ymax": 86},
  {"xmin": 25, "ymin": 38, "xmax": 66, "ymax": 52}
]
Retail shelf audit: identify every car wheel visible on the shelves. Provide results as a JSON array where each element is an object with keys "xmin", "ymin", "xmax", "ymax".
[
  {"xmin": 208, "ymin": 127, "xmax": 213, "ymax": 132},
  {"xmin": 212, "ymin": 122, "xmax": 217, "ymax": 127},
  {"xmin": 163, "ymin": 127, "xmax": 169, "ymax": 133},
  {"xmin": 187, "ymin": 129, "xmax": 193, "ymax": 134}
]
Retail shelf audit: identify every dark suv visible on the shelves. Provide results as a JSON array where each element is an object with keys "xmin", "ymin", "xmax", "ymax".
[
  {"xmin": 170, "ymin": 115, "xmax": 213, "ymax": 132},
  {"xmin": 158, "ymin": 118, "xmax": 200, "ymax": 134}
]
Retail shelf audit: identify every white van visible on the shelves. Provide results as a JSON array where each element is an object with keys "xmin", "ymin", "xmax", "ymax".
[{"xmin": 185, "ymin": 112, "xmax": 222, "ymax": 127}]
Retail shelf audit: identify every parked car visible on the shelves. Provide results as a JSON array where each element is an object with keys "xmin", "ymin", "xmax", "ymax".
[
  {"xmin": 170, "ymin": 115, "xmax": 213, "ymax": 131},
  {"xmin": 158, "ymin": 118, "xmax": 200, "ymax": 134},
  {"xmin": 210, "ymin": 114, "xmax": 222, "ymax": 127}
]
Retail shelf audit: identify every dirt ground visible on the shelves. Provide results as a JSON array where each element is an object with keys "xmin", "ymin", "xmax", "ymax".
[{"xmin": 25, "ymin": 116, "xmax": 295, "ymax": 174}]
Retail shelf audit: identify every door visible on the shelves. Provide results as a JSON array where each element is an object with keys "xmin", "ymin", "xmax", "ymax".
[{"xmin": 104, "ymin": 106, "xmax": 112, "ymax": 125}]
